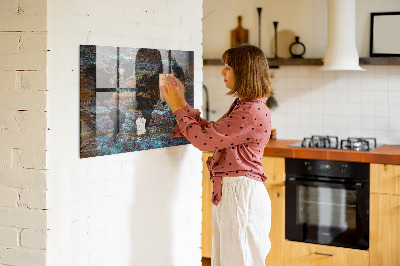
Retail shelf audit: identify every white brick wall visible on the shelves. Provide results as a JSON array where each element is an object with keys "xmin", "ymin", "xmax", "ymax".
[
  {"xmin": 3, "ymin": 0, "xmax": 203, "ymax": 264},
  {"xmin": 0, "ymin": 247, "xmax": 46, "ymax": 266},
  {"xmin": 0, "ymin": 227, "xmax": 19, "ymax": 247},
  {"xmin": 46, "ymin": 1, "xmax": 203, "ymax": 266},
  {"xmin": 21, "ymin": 229, "xmax": 47, "ymax": 250},
  {"xmin": 0, "ymin": 187, "xmax": 19, "ymax": 208},
  {"xmin": 0, "ymin": 0, "xmax": 48, "ymax": 265}
]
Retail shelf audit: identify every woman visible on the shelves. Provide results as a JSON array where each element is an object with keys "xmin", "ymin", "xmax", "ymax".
[{"xmin": 161, "ymin": 44, "xmax": 273, "ymax": 266}]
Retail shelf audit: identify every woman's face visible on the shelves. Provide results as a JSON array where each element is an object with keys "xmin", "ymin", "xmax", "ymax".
[{"xmin": 220, "ymin": 64, "xmax": 235, "ymax": 89}]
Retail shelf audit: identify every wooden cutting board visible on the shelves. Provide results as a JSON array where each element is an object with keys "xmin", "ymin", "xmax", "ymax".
[{"xmin": 231, "ymin": 16, "xmax": 249, "ymax": 48}]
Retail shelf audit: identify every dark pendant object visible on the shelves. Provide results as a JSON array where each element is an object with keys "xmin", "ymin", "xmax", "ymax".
[
  {"xmin": 257, "ymin": 8, "xmax": 262, "ymax": 48},
  {"xmin": 273, "ymin": 21, "xmax": 279, "ymax": 58},
  {"xmin": 289, "ymin": 36, "xmax": 306, "ymax": 58}
]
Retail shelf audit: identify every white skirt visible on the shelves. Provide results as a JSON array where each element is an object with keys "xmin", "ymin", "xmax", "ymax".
[{"xmin": 212, "ymin": 176, "xmax": 271, "ymax": 266}]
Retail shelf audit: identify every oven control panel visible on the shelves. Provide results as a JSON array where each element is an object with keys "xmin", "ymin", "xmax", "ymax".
[
  {"xmin": 318, "ymin": 162, "xmax": 332, "ymax": 173},
  {"xmin": 286, "ymin": 158, "xmax": 369, "ymax": 180}
]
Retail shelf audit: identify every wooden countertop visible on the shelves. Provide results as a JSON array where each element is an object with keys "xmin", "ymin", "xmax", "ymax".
[{"xmin": 263, "ymin": 139, "xmax": 400, "ymax": 165}]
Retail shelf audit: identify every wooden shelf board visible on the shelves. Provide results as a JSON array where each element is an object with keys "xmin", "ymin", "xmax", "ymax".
[
  {"xmin": 268, "ymin": 58, "xmax": 323, "ymax": 66},
  {"xmin": 204, "ymin": 57, "xmax": 400, "ymax": 67},
  {"xmin": 359, "ymin": 57, "xmax": 400, "ymax": 65},
  {"xmin": 203, "ymin": 58, "xmax": 323, "ymax": 67}
]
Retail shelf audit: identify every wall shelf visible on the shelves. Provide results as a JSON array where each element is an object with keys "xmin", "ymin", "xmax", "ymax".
[
  {"xmin": 268, "ymin": 58, "xmax": 323, "ymax": 67},
  {"xmin": 359, "ymin": 57, "xmax": 400, "ymax": 65},
  {"xmin": 203, "ymin": 57, "xmax": 400, "ymax": 67},
  {"xmin": 203, "ymin": 58, "xmax": 323, "ymax": 67}
]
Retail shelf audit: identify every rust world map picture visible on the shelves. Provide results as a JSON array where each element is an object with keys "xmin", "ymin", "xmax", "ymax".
[{"xmin": 80, "ymin": 45, "xmax": 194, "ymax": 158}]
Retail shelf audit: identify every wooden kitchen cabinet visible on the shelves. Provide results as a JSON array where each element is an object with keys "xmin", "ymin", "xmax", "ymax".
[
  {"xmin": 370, "ymin": 163, "xmax": 400, "ymax": 195},
  {"xmin": 201, "ymin": 154, "xmax": 286, "ymax": 266},
  {"xmin": 261, "ymin": 156, "xmax": 285, "ymax": 186},
  {"xmin": 264, "ymin": 184, "xmax": 285, "ymax": 266},
  {"xmin": 284, "ymin": 241, "xmax": 369, "ymax": 266},
  {"xmin": 202, "ymin": 152, "xmax": 213, "ymax": 258},
  {"xmin": 370, "ymin": 193, "xmax": 400, "ymax": 266},
  {"xmin": 370, "ymin": 163, "xmax": 400, "ymax": 266},
  {"xmin": 262, "ymin": 156, "xmax": 285, "ymax": 266}
]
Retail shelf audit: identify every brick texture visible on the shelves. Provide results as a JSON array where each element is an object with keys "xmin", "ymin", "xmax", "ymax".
[
  {"xmin": 0, "ymin": 208, "xmax": 47, "ymax": 230},
  {"xmin": 0, "ymin": 0, "xmax": 47, "ymax": 264},
  {"xmin": 3, "ymin": 0, "xmax": 203, "ymax": 265},
  {"xmin": 19, "ymin": 189, "xmax": 47, "ymax": 209},
  {"xmin": 0, "ymin": 247, "xmax": 46, "ymax": 266},
  {"xmin": 46, "ymin": 0, "xmax": 203, "ymax": 265},
  {"xmin": 0, "ymin": 187, "xmax": 19, "ymax": 208},
  {"xmin": 21, "ymin": 229, "xmax": 46, "ymax": 249},
  {"xmin": 0, "ymin": 227, "xmax": 19, "ymax": 247}
]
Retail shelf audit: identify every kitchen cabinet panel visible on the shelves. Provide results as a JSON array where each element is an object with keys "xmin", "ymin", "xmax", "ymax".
[
  {"xmin": 370, "ymin": 193, "xmax": 400, "ymax": 266},
  {"xmin": 264, "ymin": 184, "xmax": 284, "ymax": 266},
  {"xmin": 284, "ymin": 241, "xmax": 369, "ymax": 266},
  {"xmin": 202, "ymin": 152, "xmax": 213, "ymax": 258},
  {"xmin": 261, "ymin": 156, "xmax": 285, "ymax": 185},
  {"xmin": 370, "ymin": 163, "xmax": 400, "ymax": 195}
]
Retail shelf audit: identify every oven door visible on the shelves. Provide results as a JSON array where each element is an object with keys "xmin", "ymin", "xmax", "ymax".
[{"xmin": 285, "ymin": 177, "xmax": 369, "ymax": 250}]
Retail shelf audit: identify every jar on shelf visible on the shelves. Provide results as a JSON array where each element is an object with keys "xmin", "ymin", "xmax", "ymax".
[{"xmin": 289, "ymin": 36, "xmax": 306, "ymax": 58}]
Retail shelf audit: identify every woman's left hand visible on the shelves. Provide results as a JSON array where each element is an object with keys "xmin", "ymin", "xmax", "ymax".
[{"xmin": 160, "ymin": 76, "xmax": 185, "ymax": 113}]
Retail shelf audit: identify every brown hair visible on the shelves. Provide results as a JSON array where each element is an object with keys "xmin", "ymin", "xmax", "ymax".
[{"xmin": 221, "ymin": 45, "xmax": 273, "ymax": 99}]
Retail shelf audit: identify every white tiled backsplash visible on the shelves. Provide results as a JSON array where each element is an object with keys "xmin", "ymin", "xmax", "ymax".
[{"xmin": 203, "ymin": 65, "xmax": 400, "ymax": 145}]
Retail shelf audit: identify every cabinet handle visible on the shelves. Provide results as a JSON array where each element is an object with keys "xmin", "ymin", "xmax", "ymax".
[{"xmin": 314, "ymin": 252, "xmax": 335, "ymax": 257}]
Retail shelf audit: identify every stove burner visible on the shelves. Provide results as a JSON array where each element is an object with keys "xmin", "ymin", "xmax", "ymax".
[
  {"xmin": 295, "ymin": 136, "xmax": 378, "ymax": 151},
  {"xmin": 301, "ymin": 135, "xmax": 339, "ymax": 149},
  {"xmin": 340, "ymin": 137, "xmax": 377, "ymax": 151}
]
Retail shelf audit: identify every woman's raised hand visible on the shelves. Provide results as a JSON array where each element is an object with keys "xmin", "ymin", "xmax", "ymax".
[
  {"xmin": 173, "ymin": 76, "xmax": 187, "ymax": 108},
  {"xmin": 161, "ymin": 76, "xmax": 186, "ymax": 113}
]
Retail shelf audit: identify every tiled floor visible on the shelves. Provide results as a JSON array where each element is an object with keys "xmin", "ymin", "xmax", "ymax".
[{"xmin": 202, "ymin": 257, "xmax": 211, "ymax": 266}]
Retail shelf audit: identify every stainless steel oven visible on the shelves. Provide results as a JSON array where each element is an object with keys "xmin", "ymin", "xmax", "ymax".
[{"xmin": 285, "ymin": 158, "xmax": 369, "ymax": 250}]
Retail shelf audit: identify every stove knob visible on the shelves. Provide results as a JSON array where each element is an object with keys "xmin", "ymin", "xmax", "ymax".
[
  {"xmin": 305, "ymin": 162, "xmax": 312, "ymax": 171},
  {"xmin": 340, "ymin": 164, "xmax": 347, "ymax": 174}
]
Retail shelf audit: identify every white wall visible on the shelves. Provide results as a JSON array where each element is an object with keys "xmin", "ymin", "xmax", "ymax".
[
  {"xmin": 0, "ymin": 0, "xmax": 48, "ymax": 265},
  {"xmin": 203, "ymin": 0, "xmax": 400, "ymax": 58},
  {"xmin": 204, "ymin": 65, "xmax": 400, "ymax": 144},
  {"xmin": 203, "ymin": 0, "xmax": 400, "ymax": 145},
  {"xmin": 46, "ymin": 0, "xmax": 203, "ymax": 266},
  {"xmin": 204, "ymin": 0, "xmax": 326, "ymax": 59},
  {"xmin": 271, "ymin": 65, "xmax": 400, "ymax": 144}
]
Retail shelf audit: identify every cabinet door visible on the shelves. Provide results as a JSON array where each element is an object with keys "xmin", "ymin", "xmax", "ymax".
[
  {"xmin": 264, "ymin": 185, "xmax": 284, "ymax": 266},
  {"xmin": 370, "ymin": 163, "xmax": 400, "ymax": 195},
  {"xmin": 370, "ymin": 193, "xmax": 400, "ymax": 266},
  {"xmin": 261, "ymin": 156, "xmax": 285, "ymax": 185},
  {"xmin": 202, "ymin": 152, "xmax": 213, "ymax": 258},
  {"xmin": 284, "ymin": 241, "xmax": 369, "ymax": 266}
]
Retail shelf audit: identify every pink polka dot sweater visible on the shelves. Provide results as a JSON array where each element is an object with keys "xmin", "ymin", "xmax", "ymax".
[{"xmin": 170, "ymin": 97, "xmax": 271, "ymax": 206}]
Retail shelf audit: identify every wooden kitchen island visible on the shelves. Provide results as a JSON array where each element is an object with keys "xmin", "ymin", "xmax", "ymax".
[{"xmin": 201, "ymin": 140, "xmax": 400, "ymax": 266}]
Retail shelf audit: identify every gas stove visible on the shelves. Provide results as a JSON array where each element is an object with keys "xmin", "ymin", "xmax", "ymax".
[{"xmin": 289, "ymin": 135, "xmax": 381, "ymax": 151}]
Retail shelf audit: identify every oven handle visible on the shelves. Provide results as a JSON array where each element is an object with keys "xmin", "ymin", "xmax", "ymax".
[
  {"xmin": 286, "ymin": 177, "xmax": 364, "ymax": 189},
  {"xmin": 314, "ymin": 252, "xmax": 335, "ymax": 257}
]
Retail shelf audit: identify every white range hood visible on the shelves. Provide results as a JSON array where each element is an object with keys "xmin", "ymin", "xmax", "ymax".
[{"xmin": 320, "ymin": 0, "xmax": 365, "ymax": 71}]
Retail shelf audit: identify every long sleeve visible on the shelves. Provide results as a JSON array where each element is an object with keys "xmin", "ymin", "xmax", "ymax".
[
  {"xmin": 169, "ymin": 104, "xmax": 210, "ymax": 137},
  {"xmin": 173, "ymin": 105, "xmax": 258, "ymax": 152}
]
